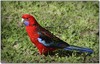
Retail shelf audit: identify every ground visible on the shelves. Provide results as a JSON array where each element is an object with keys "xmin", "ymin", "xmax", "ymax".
[{"xmin": 1, "ymin": 1, "xmax": 99, "ymax": 63}]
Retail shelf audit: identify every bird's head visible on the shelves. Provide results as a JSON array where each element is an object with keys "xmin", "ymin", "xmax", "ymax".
[{"xmin": 21, "ymin": 14, "xmax": 38, "ymax": 26}]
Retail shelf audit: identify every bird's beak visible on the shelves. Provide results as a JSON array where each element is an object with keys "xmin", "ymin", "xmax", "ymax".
[
  {"xmin": 18, "ymin": 18, "xmax": 24, "ymax": 27},
  {"xmin": 21, "ymin": 18, "xmax": 24, "ymax": 23}
]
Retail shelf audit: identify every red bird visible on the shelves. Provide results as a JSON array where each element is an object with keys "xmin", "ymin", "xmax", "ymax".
[{"xmin": 21, "ymin": 14, "xmax": 93, "ymax": 55}]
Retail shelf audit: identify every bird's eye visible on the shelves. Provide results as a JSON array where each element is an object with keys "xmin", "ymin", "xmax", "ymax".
[
  {"xmin": 26, "ymin": 18, "xmax": 28, "ymax": 19},
  {"xmin": 25, "ymin": 18, "xmax": 29, "ymax": 20}
]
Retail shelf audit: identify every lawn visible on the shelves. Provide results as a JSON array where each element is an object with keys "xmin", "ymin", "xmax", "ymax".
[{"xmin": 1, "ymin": 1, "xmax": 99, "ymax": 63}]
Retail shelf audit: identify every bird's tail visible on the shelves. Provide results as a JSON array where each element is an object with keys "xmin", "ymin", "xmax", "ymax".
[{"xmin": 64, "ymin": 45, "xmax": 93, "ymax": 55}]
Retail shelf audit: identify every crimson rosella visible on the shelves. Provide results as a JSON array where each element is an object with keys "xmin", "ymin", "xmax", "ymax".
[{"xmin": 21, "ymin": 14, "xmax": 93, "ymax": 55}]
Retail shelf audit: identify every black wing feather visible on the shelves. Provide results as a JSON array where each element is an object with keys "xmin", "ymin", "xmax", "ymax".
[{"xmin": 37, "ymin": 31, "xmax": 69, "ymax": 48}]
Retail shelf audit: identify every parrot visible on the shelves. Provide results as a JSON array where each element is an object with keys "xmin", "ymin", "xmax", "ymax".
[{"xmin": 21, "ymin": 14, "xmax": 93, "ymax": 55}]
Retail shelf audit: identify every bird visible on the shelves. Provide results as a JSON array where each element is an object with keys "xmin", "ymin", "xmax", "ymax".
[{"xmin": 21, "ymin": 14, "xmax": 93, "ymax": 55}]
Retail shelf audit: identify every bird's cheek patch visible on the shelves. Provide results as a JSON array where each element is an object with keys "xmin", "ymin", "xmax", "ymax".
[{"xmin": 24, "ymin": 21, "xmax": 29, "ymax": 26}]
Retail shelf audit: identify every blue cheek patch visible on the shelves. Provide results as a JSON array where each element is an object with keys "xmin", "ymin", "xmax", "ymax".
[{"xmin": 24, "ymin": 21, "xmax": 29, "ymax": 26}]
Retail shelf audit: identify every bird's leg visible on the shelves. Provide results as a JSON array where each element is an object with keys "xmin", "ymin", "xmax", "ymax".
[{"xmin": 82, "ymin": 53, "xmax": 88, "ymax": 63}]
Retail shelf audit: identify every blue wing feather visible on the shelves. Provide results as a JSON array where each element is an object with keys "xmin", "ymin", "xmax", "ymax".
[{"xmin": 38, "ymin": 38, "xmax": 53, "ymax": 46}]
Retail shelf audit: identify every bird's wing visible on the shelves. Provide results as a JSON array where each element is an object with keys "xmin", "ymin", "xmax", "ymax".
[{"xmin": 37, "ymin": 27, "xmax": 69, "ymax": 48}]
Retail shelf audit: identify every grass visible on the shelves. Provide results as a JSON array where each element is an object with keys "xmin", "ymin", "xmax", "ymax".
[{"xmin": 1, "ymin": 1, "xmax": 99, "ymax": 63}]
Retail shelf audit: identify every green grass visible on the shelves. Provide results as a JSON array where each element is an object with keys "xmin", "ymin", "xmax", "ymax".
[{"xmin": 1, "ymin": 1, "xmax": 99, "ymax": 63}]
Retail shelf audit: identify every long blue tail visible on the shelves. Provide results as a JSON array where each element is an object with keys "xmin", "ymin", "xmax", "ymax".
[{"xmin": 64, "ymin": 45, "xmax": 93, "ymax": 55}]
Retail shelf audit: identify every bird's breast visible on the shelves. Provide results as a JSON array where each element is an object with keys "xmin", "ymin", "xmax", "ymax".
[{"xmin": 26, "ymin": 26, "xmax": 39, "ymax": 38}]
